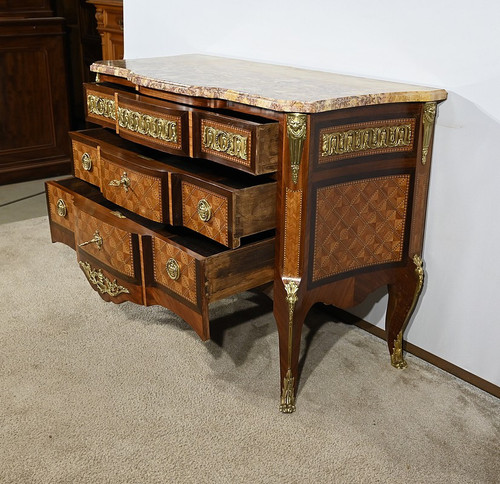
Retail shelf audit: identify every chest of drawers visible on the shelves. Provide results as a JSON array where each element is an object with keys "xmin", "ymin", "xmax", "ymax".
[{"xmin": 45, "ymin": 55, "xmax": 447, "ymax": 412}]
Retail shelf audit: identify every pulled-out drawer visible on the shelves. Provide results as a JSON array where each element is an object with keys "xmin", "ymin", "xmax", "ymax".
[
  {"xmin": 45, "ymin": 178, "xmax": 275, "ymax": 340},
  {"xmin": 192, "ymin": 110, "xmax": 279, "ymax": 175},
  {"xmin": 73, "ymin": 195, "xmax": 144, "ymax": 305},
  {"xmin": 116, "ymin": 91, "xmax": 190, "ymax": 157},
  {"xmin": 71, "ymin": 132, "xmax": 100, "ymax": 186},
  {"xmin": 83, "ymin": 82, "xmax": 279, "ymax": 175},
  {"xmin": 69, "ymin": 129, "xmax": 277, "ymax": 247},
  {"xmin": 99, "ymin": 149, "xmax": 170, "ymax": 224},
  {"xmin": 46, "ymin": 177, "xmax": 104, "ymax": 249},
  {"xmin": 174, "ymin": 171, "xmax": 276, "ymax": 248},
  {"xmin": 84, "ymin": 83, "xmax": 117, "ymax": 129},
  {"xmin": 143, "ymin": 229, "xmax": 274, "ymax": 340}
]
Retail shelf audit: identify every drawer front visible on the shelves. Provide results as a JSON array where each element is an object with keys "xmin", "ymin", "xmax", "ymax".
[
  {"xmin": 180, "ymin": 180, "xmax": 229, "ymax": 247},
  {"xmin": 193, "ymin": 111, "xmax": 279, "ymax": 175},
  {"xmin": 72, "ymin": 138, "xmax": 100, "ymax": 186},
  {"xmin": 100, "ymin": 154, "xmax": 167, "ymax": 223},
  {"xmin": 75, "ymin": 209, "xmax": 137, "ymax": 279},
  {"xmin": 84, "ymin": 84, "xmax": 116, "ymax": 128},
  {"xmin": 117, "ymin": 93, "xmax": 189, "ymax": 156},
  {"xmin": 46, "ymin": 182, "xmax": 74, "ymax": 232},
  {"xmin": 151, "ymin": 236, "xmax": 199, "ymax": 307}
]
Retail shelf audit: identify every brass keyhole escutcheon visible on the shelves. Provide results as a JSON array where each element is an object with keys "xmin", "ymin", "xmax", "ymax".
[
  {"xmin": 81, "ymin": 152, "xmax": 92, "ymax": 171},
  {"xmin": 166, "ymin": 258, "xmax": 180, "ymax": 281},
  {"xmin": 109, "ymin": 172, "xmax": 131, "ymax": 192},
  {"xmin": 56, "ymin": 199, "xmax": 67, "ymax": 217},
  {"xmin": 197, "ymin": 198, "xmax": 212, "ymax": 222},
  {"xmin": 78, "ymin": 230, "xmax": 103, "ymax": 250}
]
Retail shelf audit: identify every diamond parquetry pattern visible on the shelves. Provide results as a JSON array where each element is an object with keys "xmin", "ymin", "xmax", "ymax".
[{"xmin": 312, "ymin": 175, "xmax": 411, "ymax": 281}]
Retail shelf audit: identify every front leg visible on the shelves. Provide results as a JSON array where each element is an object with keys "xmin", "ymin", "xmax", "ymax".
[
  {"xmin": 386, "ymin": 255, "xmax": 424, "ymax": 369},
  {"xmin": 274, "ymin": 112, "xmax": 310, "ymax": 412},
  {"xmin": 275, "ymin": 278, "xmax": 310, "ymax": 413}
]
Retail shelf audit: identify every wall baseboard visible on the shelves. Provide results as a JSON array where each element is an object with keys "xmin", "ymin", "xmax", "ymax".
[{"xmin": 325, "ymin": 306, "xmax": 500, "ymax": 400}]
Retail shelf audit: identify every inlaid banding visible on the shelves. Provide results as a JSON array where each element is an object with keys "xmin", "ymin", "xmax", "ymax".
[{"xmin": 320, "ymin": 118, "xmax": 415, "ymax": 163}]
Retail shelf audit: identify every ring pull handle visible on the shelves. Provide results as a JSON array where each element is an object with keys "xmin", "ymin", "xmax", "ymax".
[
  {"xmin": 109, "ymin": 172, "xmax": 131, "ymax": 192},
  {"xmin": 197, "ymin": 198, "xmax": 212, "ymax": 222},
  {"xmin": 81, "ymin": 152, "xmax": 92, "ymax": 171},
  {"xmin": 56, "ymin": 199, "xmax": 67, "ymax": 217},
  {"xmin": 79, "ymin": 230, "xmax": 103, "ymax": 250},
  {"xmin": 165, "ymin": 258, "xmax": 180, "ymax": 281}
]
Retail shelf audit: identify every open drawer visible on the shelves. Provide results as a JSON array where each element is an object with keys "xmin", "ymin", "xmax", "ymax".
[
  {"xmin": 45, "ymin": 177, "xmax": 275, "ymax": 340},
  {"xmin": 83, "ymin": 82, "xmax": 279, "ymax": 175},
  {"xmin": 70, "ymin": 128, "xmax": 277, "ymax": 248}
]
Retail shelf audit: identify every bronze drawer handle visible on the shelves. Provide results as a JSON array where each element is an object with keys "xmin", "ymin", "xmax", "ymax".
[
  {"xmin": 109, "ymin": 172, "xmax": 131, "ymax": 192},
  {"xmin": 166, "ymin": 258, "xmax": 180, "ymax": 280},
  {"xmin": 79, "ymin": 230, "xmax": 103, "ymax": 250},
  {"xmin": 197, "ymin": 198, "xmax": 212, "ymax": 222},
  {"xmin": 56, "ymin": 199, "xmax": 67, "ymax": 217},
  {"xmin": 81, "ymin": 152, "xmax": 92, "ymax": 171}
]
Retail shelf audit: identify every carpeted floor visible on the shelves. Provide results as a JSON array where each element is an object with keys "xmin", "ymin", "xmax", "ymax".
[{"xmin": 1, "ymin": 216, "xmax": 499, "ymax": 483}]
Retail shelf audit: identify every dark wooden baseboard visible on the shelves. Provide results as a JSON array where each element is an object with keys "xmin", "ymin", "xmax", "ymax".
[{"xmin": 326, "ymin": 306, "xmax": 500, "ymax": 400}]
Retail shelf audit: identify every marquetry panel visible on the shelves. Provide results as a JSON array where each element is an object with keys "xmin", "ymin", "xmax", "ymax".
[
  {"xmin": 181, "ymin": 182, "xmax": 229, "ymax": 246},
  {"xmin": 283, "ymin": 188, "xmax": 302, "ymax": 278},
  {"xmin": 76, "ymin": 210, "xmax": 135, "ymax": 277},
  {"xmin": 100, "ymin": 157, "xmax": 164, "ymax": 223},
  {"xmin": 312, "ymin": 174, "xmax": 411, "ymax": 282},
  {"xmin": 72, "ymin": 140, "xmax": 100, "ymax": 187},
  {"xmin": 47, "ymin": 184, "xmax": 74, "ymax": 232},
  {"xmin": 319, "ymin": 118, "xmax": 415, "ymax": 164},
  {"xmin": 152, "ymin": 237, "xmax": 198, "ymax": 306},
  {"xmin": 200, "ymin": 119, "xmax": 252, "ymax": 167}
]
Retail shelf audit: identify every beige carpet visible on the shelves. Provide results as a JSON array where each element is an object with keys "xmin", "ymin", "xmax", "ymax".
[{"xmin": 1, "ymin": 216, "xmax": 499, "ymax": 484}]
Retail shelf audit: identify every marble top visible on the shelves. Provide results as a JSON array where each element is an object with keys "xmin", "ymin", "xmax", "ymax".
[{"xmin": 91, "ymin": 54, "xmax": 447, "ymax": 113}]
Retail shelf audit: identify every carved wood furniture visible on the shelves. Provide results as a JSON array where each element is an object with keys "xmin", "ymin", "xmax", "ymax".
[
  {"xmin": 45, "ymin": 55, "xmax": 446, "ymax": 412},
  {"xmin": 0, "ymin": 10, "xmax": 72, "ymax": 184},
  {"xmin": 87, "ymin": 0, "xmax": 123, "ymax": 60}
]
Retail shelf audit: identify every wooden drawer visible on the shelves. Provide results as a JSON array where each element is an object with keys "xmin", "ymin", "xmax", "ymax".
[
  {"xmin": 45, "ymin": 177, "xmax": 275, "ymax": 341},
  {"xmin": 70, "ymin": 129, "xmax": 172, "ymax": 224},
  {"xmin": 99, "ymin": 148, "xmax": 170, "ymax": 224},
  {"xmin": 116, "ymin": 91, "xmax": 190, "ymax": 156},
  {"xmin": 46, "ymin": 181, "xmax": 75, "ymax": 236},
  {"xmin": 84, "ymin": 83, "xmax": 116, "ymax": 129},
  {"xmin": 174, "ymin": 172, "xmax": 276, "ymax": 248},
  {"xmin": 73, "ymin": 197, "xmax": 143, "ymax": 304},
  {"xmin": 143, "ymin": 230, "xmax": 275, "ymax": 340},
  {"xmin": 71, "ymin": 132, "xmax": 100, "ymax": 187},
  {"xmin": 192, "ymin": 110, "xmax": 279, "ymax": 175},
  {"xmin": 46, "ymin": 177, "xmax": 119, "ymax": 249},
  {"xmin": 84, "ymin": 82, "xmax": 279, "ymax": 175},
  {"xmin": 70, "ymin": 129, "xmax": 277, "ymax": 245}
]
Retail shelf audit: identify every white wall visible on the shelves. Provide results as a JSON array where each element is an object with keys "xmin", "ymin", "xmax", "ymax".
[{"xmin": 123, "ymin": 0, "xmax": 500, "ymax": 387}]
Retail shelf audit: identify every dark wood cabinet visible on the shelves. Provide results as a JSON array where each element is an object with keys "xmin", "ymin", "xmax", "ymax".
[
  {"xmin": 0, "ymin": 0, "xmax": 102, "ymax": 185},
  {"xmin": 0, "ymin": 0, "xmax": 52, "ymax": 18},
  {"xmin": 0, "ymin": 16, "xmax": 72, "ymax": 185},
  {"xmin": 53, "ymin": 0, "xmax": 102, "ymax": 130}
]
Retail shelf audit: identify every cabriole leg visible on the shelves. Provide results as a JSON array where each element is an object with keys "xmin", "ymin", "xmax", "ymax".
[{"xmin": 386, "ymin": 255, "xmax": 424, "ymax": 369}]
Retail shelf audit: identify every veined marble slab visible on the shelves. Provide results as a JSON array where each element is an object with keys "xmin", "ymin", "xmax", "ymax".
[{"xmin": 91, "ymin": 54, "xmax": 447, "ymax": 113}]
